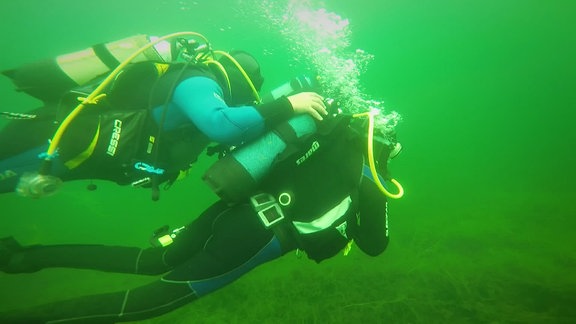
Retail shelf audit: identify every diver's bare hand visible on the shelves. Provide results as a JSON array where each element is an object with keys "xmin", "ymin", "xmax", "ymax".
[{"xmin": 287, "ymin": 92, "xmax": 328, "ymax": 121}]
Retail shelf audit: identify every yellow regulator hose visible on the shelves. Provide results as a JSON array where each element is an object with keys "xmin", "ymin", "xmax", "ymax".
[{"xmin": 353, "ymin": 111, "xmax": 404, "ymax": 199}]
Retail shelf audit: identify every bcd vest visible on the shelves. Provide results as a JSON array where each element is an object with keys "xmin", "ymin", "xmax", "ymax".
[
  {"xmin": 57, "ymin": 62, "xmax": 220, "ymax": 187},
  {"xmin": 259, "ymin": 116, "xmax": 365, "ymax": 262}
]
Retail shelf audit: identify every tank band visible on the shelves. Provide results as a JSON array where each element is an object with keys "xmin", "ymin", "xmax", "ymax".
[{"xmin": 92, "ymin": 43, "xmax": 121, "ymax": 70}]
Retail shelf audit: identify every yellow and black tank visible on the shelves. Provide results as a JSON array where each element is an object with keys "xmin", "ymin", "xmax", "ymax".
[{"xmin": 2, "ymin": 34, "xmax": 172, "ymax": 103}]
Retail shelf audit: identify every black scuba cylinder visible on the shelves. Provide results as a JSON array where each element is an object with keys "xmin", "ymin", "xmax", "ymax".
[{"xmin": 2, "ymin": 35, "xmax": 172, "ymax": 102}]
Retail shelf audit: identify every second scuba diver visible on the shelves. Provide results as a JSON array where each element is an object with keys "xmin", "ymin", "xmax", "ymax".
[{"xmin": 0, "ymin": 33, "xmax": 327, "ymax": 200}]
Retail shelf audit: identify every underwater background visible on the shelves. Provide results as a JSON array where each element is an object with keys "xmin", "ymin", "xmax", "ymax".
[{"xmin": 0, "ymin": 0, "xmax": 574, "ymax": 323}]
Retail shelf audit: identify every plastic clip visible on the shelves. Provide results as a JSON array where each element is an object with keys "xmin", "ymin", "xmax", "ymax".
[{"xmin": 38, "ymin": 150, "xmax": 59, "ymax": 161}]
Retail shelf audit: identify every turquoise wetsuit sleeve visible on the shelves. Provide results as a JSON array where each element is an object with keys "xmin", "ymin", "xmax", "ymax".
[{"xmin": 172, "ymin": 77, "xmax": 293, "ymax": 145}]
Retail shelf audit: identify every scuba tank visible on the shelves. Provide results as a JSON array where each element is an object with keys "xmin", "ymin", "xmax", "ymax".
[
  {"xmin": 202, "ymin": 75, "xmax": 320, "ymax": 204},
  {"xmin": 2, "ymin": 34, "xmax": 172, "ymax": 102},
  {"xmin": 202, "ymin": 114, "xmax": 317, "ymax": 204}
]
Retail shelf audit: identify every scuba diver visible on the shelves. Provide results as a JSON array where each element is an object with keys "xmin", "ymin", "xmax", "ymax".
[
  {"xmin": 0, "ymin": 33, "xmax": 328, "ymax": 200},
  {"xmin": 0, "ymin": 102, "xmax": 404, "ymax": 323}
]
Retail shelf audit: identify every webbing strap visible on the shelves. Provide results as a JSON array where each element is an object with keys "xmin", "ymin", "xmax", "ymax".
[
  {"xmin": 64, "ymin": 120, "xmax": 101, "ymax": 169},
  {"xmin": 273, "ymin": 121, "xmax": 298, "ymax": 145},
  {"xmin": 92, "ymin": 43, "xmax": 121, "ymax": 70}
]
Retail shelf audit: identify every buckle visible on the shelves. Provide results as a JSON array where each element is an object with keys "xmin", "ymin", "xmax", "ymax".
[{"xmin": 250, "ymin": 193, "xmax": 285, "ymax": 228}]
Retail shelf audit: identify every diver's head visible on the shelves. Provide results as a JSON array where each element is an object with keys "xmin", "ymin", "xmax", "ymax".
[{"xmin": 218, "ymin": 50, "xmax": 264, "ymax": 106}]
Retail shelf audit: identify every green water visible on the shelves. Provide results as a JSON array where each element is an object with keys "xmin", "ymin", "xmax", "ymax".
[{"xmin": 1, "ymin": 0, "xmax": 575, "ymax": 323}]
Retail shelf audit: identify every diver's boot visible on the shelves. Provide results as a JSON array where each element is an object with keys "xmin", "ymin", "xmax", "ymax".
[
  {"xmin": 0, "ymin": 236, "xmax": 24, "ymax": 273},
  {"xmin": 0, "ymin": 236, "xmax": 45, "ymax": 273}
]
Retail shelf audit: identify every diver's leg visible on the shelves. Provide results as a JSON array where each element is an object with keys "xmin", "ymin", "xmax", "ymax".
[
  {"xmin": 0, "ymin": 278, "xmax": 195, "ymax": 324},
  {"xmin": 0, "ymin": 107, "xmax": 57, "ymax": 161},
  {"xmin": 0, "ymin": 107, "xmax": 67, "ymax": 195},
  {"xmin": 163, "ymin": 203, "xmax": 295, "ymax": 297},
  {"xmin": 0, "ymin": 202, "xmax": 295, "ymax": 323},
  {"xmin": 2, "ymin": 243, "xmax": 169, "ymax": 275},
  {"xmin": 0, "ymin": 201, "xmax": 236, "ymax": 275},
  {"xmin": 0, "ymin": 105, "xmax": 92, "ymax": 195},
  {"xmin": 0, "ymin": 145, "xmax": 48, "ymax": 194}
]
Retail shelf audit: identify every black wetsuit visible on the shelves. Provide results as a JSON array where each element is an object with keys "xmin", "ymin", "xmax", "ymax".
[{"xmin": 0, "ymin": 125, "xmax": 391, "ymax": 324}]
